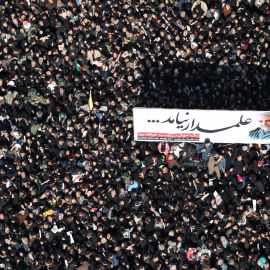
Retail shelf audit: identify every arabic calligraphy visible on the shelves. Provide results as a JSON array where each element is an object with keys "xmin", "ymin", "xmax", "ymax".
[{"xmin": 147, "ymin": 112, "xmax": 252, "ymax": 133}]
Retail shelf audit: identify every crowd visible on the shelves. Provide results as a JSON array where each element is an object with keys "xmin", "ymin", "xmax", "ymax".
[{"xmin": 1, "ymin": 0, "xmax": 270, "ymax": 269}]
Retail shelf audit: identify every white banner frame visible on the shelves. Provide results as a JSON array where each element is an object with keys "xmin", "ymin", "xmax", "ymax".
[{"xmin": 133, "ymin": 108, "xmax": 270, "ymax": 143}]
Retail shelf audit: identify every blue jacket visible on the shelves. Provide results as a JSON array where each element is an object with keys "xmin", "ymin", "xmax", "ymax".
[
  {"xmin": 112, "ymin": 254, "xmax": 119, "ymax": 266},
  {"xmin": 196, "ymin": 143, "xmax": 213, "ymax": 160},
  {"xmin": 219, "ymin": 158, "xmax": 226, "ymax": 173},
  {"xmin": 128, "ymin": 180, "xmax": 139, "ymax": 191}
]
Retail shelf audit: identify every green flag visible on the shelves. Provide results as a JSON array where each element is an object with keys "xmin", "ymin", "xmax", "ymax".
[{"xmin": 75, "ymin": 61, "xmax": 82, "ymax": 72}]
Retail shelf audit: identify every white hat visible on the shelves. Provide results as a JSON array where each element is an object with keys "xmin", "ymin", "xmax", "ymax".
[
  {"xmin": 15, "ymin": 144, "xmax": 21, "ymax": 149},
  {"xmin": 191, "ymin": 42, "xmax": 198, "ymax": 47}
]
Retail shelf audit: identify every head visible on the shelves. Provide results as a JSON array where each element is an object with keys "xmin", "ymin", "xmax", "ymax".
[
  {"xmin": 257, "ymin": 112, "xmax": 270, "ymax": 131},
  {"xmin": 217, "ymin": 258, "xmax": 224, "ymax": 265},
  {"xmin": 204, "ymin": 139, "xmax": 210, "ymax": 147},
  {"xmin": 212, "ymin": 151, "xmax": 219, "ymax": 159}
]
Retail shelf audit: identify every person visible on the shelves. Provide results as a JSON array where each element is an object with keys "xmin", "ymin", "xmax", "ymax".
[
  {"xmin": 178, "ymin": 143, "xmax": 196, "ymax": 163},
  {"xmin": 186, "ymin": 248, "xmax": 198, "ymax": 261},
  {"xmin": 215, "ymin": 258, "xmax": 228, "ymax": 270},
  {"xmin": 196, "ymin": 139, "xmax": 213, "ymax": 161},
  {"xmin": 158, "ymin": 142, "xmax": 170, "ymax": 156},
  {"xmin": 191, "ymin": 0, "xmax": 208, "ymax": 17},
  {"xmin": 218, "ymin": 154, "xmax": 226, "ymax": 175},
  {"xmin": 208, "ymin": 151, "xmax": 222, "ymax": 180},
  {"xmin": 249, "ymin": 112, "xmax": 270, "ymax": 140}
]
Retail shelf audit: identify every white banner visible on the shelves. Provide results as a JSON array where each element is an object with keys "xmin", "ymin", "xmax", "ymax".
[{"xmin": 133, "ymin": 108, "xmax": 270, "ymax": 143}]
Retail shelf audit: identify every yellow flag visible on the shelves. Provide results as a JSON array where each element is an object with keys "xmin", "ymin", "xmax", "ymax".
[{"xmin": 88, "ymin": 90, "xmax": 93, "ymax": 110}]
